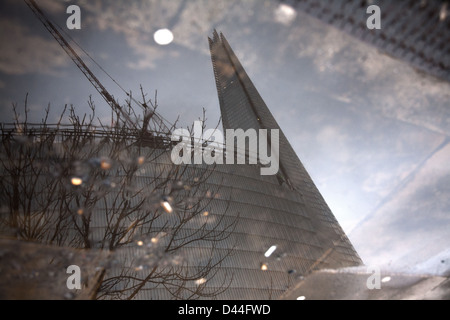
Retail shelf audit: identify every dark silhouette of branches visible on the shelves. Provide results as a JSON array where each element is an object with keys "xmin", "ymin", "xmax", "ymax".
[{"xmin": 0, "ymin": 93, "xmax": 236, "ymax": 300}]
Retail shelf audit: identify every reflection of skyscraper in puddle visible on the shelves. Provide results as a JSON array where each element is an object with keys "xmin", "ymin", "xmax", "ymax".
[
  {"xmin": 0, "ymin": 27, "xmax": 363, "ymax": 300},
  {"xmin": 204, "ymin": 30, "xmax": 362, "ymax": 299},
  {"xmin": 108, "ymin": 30, "xmax": 363, "ymax": 299}
]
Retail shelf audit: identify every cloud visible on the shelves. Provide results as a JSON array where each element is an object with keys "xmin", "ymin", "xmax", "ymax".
[
  {"xmin": 361, "ymin": 162, "xmax": 417, "ymax": 198},
  {"xmin": 0, "ymin": 18, "xmax": 68, "ymax": 76},
  {"xmin": 36, "ymin": 0, "xmax": 66, "ymax": 14},
  {"xmin": 315, "ymin": 125, "xmax": 351, "ymax": 163},
  {"xmin": 79, "ymin": 0, "xmax": 184, "ymax": 70},
  {"xmin": 350, "ymin": 143, "xmax": 450, "ymax": 268},
  {"xmin": 77, "ymin": 0, "xmax": 273, "ymax": 71},
  {"xmin": 275, "ymin": 9, "xmax": 450, "ymax": 137},
  {"xmin": 366, "ymin": 73, "xmax": 450, "ymax": 136}
]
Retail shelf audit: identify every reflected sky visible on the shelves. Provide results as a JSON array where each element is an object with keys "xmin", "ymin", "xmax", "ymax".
[{"xmin": 0, "ymin": 0, "xmax": 449, "ymax": 272}]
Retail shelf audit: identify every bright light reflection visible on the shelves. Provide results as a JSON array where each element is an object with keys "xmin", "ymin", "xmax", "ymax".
[
  {"xmin": 261, "ymin": 263, "xmax": 268, "ymax": 271},
  {"xmin": 71, "ymin": 177, "xmax": 83, "ymax": 186},
  {"xmin": 296, "ymin": 296, "xmax": 306, "ymax": 300},
  {"xmin": 161, "ymin": 201, "xmax": 173, "ymax": 213},
  {"xmin": 381, "ymin": 276, "xmax": 391, "ymax": 283},
  {"xmin": 440, "ymin": 3, "xmax": 447, "ymax": 21},
  {"xmin": 100, "ymin": 158, "xmax": 112, "ymax": 170},
  {"xmin": 154, "ymin": 28, "xmax": 174, "ymax": 45},
  {"xmin": 195, "ymin": 278, "xmax": 206, "ymax": 285},
  {"xmin": 264, "ymin": 245, "xmax": 277, "ymax": 258},
  {"xmin": 274, "ymin": 4, "xmax": 297, "ymax": 25}
]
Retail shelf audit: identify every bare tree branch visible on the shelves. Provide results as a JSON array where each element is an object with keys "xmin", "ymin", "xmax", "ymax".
[{"xmin": 0, "ymin": 92, "xmax": 236, "ymax": 300}]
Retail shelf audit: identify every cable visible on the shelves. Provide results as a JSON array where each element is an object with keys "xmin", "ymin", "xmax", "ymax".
[{"xmin": 50, "ymin": 11, "xmax": 174, "ymax": 131}]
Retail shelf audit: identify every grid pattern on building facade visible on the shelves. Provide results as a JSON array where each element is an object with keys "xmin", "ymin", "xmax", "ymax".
[{"xmin": 282, "ymin": 0, "xmax": 450, "ymax": 82}]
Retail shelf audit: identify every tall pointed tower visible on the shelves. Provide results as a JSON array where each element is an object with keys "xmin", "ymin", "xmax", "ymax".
[{"xmin": 208, "ymin": 30, "xmax": 361, "ymax": 296}]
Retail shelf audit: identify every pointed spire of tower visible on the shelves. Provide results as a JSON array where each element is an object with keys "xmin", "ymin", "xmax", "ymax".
[{"xmin": 209, "ymin": 31, "xmax": 361, "ymax": 269}]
